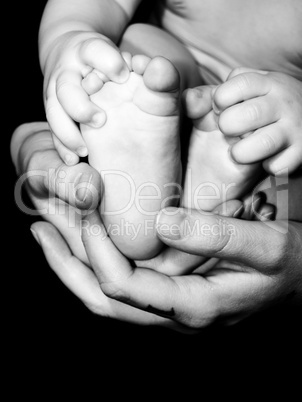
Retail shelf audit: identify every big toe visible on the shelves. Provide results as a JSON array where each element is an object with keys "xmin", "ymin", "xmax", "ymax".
[{"xmin": 143, "ymin": 56, "xmax": 180, "ymax": 93}]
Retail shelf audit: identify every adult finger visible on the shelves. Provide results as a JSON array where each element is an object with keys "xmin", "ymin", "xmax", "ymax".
[
  {"xmin": 15, "ymin": 128, "xmax": 102, "ymax": 210},
  {"xmin": 51, "ymin": 133, "xmax": 79, "ymax": 166},
  {"xmin": 82, "ymin": 209, "xmax": 258, "ymax": 328},
  {"xmin": 141, "ymin": 199, "xmax": 243, "ymax": 276},
  {"xmin": 156, "ymin": 206, "xmax": 295, "ymax": 273},
  {"xmin": 11, "ymin": 122, "xmax": 50, "ymax": 173},
  {"xmin": 31, "ymin": 221, "xmax": 170, "ymax": 327},
  {"xmin": 81, "ymin": 210, "xmax": 281, "ymax": 328}
]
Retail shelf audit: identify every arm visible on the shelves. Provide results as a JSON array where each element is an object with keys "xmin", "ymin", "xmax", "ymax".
[{"xmin": 39, "ymin": 0, "xmax": 142, "ymax": 70}]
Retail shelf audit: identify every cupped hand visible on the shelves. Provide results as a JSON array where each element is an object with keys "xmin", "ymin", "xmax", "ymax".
[
  {"xmin": 11, "ymin": 122, "xmax": 102, "ymax": 264},
  {"xmin": 30, "ymin": 197, "xmax": 302, "ymax": 331}
]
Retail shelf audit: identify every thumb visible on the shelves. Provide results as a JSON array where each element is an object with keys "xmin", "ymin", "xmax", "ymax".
[
  {"xmin": 12, "ymin": 122, "xmax": 102, "ymax": 210},
  {"xmin": 156, "ymin": 207, "xmax": 289, "ymax": 271}
]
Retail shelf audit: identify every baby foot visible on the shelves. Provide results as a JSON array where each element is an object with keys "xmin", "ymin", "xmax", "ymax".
[
  {"xmin": 142, "ymin": 86, "xmax": 263, "ymax": 277},
  {"xmin": 182, "ymin": 86, "xmax": 263, "ymax": 212},
  {"xmin": 81, "ymin": 55, "xmax": 181, "ymax": 260}
]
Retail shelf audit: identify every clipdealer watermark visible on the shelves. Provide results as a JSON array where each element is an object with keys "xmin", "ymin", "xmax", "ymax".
[
  {"xmin": 13, "ymin": 167, "xmax": 289, "ymax": 235},
  {"xmin": 81, "ymin": 216, "xmax": 236, "ymax": 241}
]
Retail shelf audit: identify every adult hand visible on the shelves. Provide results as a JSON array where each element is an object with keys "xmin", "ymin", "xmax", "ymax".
[
  {"xmin": 11, "ymin": 122, "xmax": 102, "ymax": 264},
  {"xmin": 30, "ymin": 196, "xmax": 302, "ymax": 331}
]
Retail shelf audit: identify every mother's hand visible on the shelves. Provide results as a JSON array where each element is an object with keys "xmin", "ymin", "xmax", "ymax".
[
  {"xmin": 11, "ymin": 122, "xmax": 102, "ymax": 264},
  {"xmin": 31, "ymin": 201, "xmax": 302, "ymax": 331}
]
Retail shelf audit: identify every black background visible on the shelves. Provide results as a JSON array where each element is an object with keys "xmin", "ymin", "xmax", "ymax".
[{"xmin": 6, "ymin": 1, "xmax": 301, "ymax": 383}]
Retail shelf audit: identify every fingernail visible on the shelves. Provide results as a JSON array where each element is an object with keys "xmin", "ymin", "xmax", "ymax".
[
  {"xmin": 233, "ymin": 205, "xmax": 244, "ymax": 218},
  {"xmin": 190, "ymin": 87, "xmax": 203, "ymax": 99},
  {"xmin": 76, "ymin": 174, "xmax": 93, "ymax": 203},
  {"xmin": 65, "ymin": 154, "xmax": 77, "ymax": 166},
  {"xmin": 117, "ymin": 67, "xmax": 130, "ymax": 83},
  {"xmin": 156, "ymin": 207, "xmax": 186, "ymax": 240},
  {"xmin": 228, "ymin": 146, "xmax": 239, "ymax": 164},
  {"xmin": 252, "ymin": 192, "xmax": 265, "ymax": 213},
  {"xmin": 212, "ymin": 101, "xmax": 221, "ymax": 115},
  {"xmin": 262, "ymin": 211, "xmax": 276, "ymax": 221},
  {"xmin": 30, "ymin": 228, "xmax": 41, "ymax": 246},
  {"xmin": 91, "ymin": 112, "xmax": 106, "ymax": 128},
  {"xmin": 77, "ymin": 146, "xmax": 88, "ymax": 157}
]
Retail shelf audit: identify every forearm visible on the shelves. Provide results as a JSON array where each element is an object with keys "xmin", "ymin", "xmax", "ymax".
[{"xmin": 39, "ymin": 0, "xmax": 140, "ymax": 72}]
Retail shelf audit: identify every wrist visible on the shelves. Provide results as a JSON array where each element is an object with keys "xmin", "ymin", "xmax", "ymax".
[{"xmin": 39, "ymin": 28, "xmax": 95, "ymax": 74}]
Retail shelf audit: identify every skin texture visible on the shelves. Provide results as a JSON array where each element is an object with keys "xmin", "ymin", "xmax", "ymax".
[
  {"xmin": 11, "ymin": 124, "xmax": 302, "ymax": 331},
  {"xmin": 40, "ymin": 0, "xmax": 302, "ymax": 165},
  {"xmin": 12, "ymin": 0, "xmax": 302, "ymax": 329},
  {"xmin": 39, "ymin": 0, "xmax": 141, "ymax": 163},
  {"xmin": 80, "ymin": 55, "xmax": 182, "ymax": 260},
  {"xmin": 212, "ymin": 68, "xmax": 302, "ymax": 174}
]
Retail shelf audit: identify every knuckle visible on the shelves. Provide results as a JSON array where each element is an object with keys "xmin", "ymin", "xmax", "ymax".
[
  {"xmin": 218, "ymin": 111, "xmax": 230, "ymax": 133},
  {"xmin": 244, "ymin": 103, "xmax": 261, "ymax": 122},
  {"xmin": 204, "ymin": 220, "xmax": 233, "ymax": 255},
  {"xmin": 184, "ymin": 304, "xmax": 218, "ymax": 329},
  {"xmin": 235, "ymin": 73, "xmax": 252, "ymax": 94},
  {"xmin": 231, "ymin": 67, "xmax": 246, "ymax": 77},
  {"xmin": 260, "ymin": 132, "xmax": 277, "ymax": 155},
  {"xmin": 100, "ymin": 280, "xmax": 128, "ymax": 302},
  {"xmin": 85, "ymin": 301, "xmax": 106, "ymax": 316},
  {"xmin": 181, "ymin": 280, "xmax": 220, "ymax": 329},
  {"xmin": 82, "ymin": 38, "xmax": 102, "ymax": 55}
]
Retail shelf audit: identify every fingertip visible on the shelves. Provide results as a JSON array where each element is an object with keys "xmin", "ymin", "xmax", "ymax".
[
  {"xmin": 114, "ymin": 62, "xmax": 131, "ymax": 84},
  {"xmin": 30, "ymin": 221, "xmax": 58, "ymax": 247},
  {"xmin": 217, "ymin": 109, "xmax": 236, "ymax": 136},
  {"xmin": 76, "ymin": 146, "xmax": 88, "ymax": 158},
  {"xmin": 74, "ymin": 164, "xmax": 102, "ymax": 210},
  {"xmin": 122, "ymin": 51, "xmax": 132, "ymax": 71},
  {"xmin": 156, "ymin": 207, "xmax": 185, "ymax": 241},
  {"xmin": 256, "ymin": 203, "xmax": 276, "ymax": 222},
  {"xmin": 90, "ymin": 110, "xmax": 107, "ymax": 128},
  {"xmin": 212, "ymin": 85, "xmax": 224, "ymax": 113},
  {"xmin": 30, "ymin": 226, "xmax": 41, "ymax": 246},
  {"xmin": 228, "ymin": 145, "xmax": 241, "ymax": 164},
  {"xmin": 64, "ymin": 152, "xmax": 80, "ymax": 166}
]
